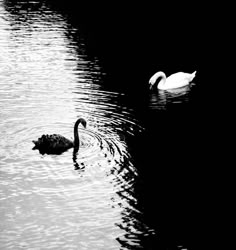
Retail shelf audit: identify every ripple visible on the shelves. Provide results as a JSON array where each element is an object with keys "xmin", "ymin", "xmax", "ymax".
[
  {"xmin": 149, "ymin": 84, "xmax": 193, "ymax": 110},
  {"xmin": 0, "ymin": 2, "xmax": 152, "ymax": 249}
]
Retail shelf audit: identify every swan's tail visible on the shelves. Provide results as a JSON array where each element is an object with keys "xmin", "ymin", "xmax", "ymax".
[
  {"xmin": 190, "ymin": 71, "xmax": 197, "ymax": 81},
  {"xmin": 32, "ymin": 140, "xmax": 39, "ymax": 150}
]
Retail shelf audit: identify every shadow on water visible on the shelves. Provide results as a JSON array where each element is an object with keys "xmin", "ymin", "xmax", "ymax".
[
  {"xmin": 0, "ymin": 1, "xmax": 213, "ymax": 249},
  {"xmin": 0, "ymin": 1, "xmax": 160, "ymax": 249}
]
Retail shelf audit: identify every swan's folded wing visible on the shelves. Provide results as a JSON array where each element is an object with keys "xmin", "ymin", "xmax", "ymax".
[{"xmin": 46, "ymin": 134, "xmax": 73, "ymax": 149}]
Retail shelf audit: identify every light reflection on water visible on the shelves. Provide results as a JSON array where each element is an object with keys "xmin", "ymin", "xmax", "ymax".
[{"xmin": 0, "ymin": 1, "xmax": 153, "ymax": 249}]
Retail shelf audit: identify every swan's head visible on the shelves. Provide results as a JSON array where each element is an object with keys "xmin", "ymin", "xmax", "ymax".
[
  {"xmin": 149, "ymin": 76, "xmax": 158, "ymax": 89},
  {"xmin": 149, "ymin": 79, "xmax": 155, "ymax": 89},
  {"xmin": 149, "ymin": 71, "xmax": 166, "ymax": 89},
  {"xmin": 79, "ymin": 118, "xmax": 87, "ymax": 128}
]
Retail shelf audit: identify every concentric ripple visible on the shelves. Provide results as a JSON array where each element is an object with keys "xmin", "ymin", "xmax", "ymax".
[{"xmin": 0, "ymin": 2, "xmax": 153, "ymax": 250}]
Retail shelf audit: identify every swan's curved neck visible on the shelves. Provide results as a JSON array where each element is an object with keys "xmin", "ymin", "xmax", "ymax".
[
  {"xmin": 73, "ymin": 118, "xmax": 86, "ymax": 148},
  {"xmin": 74, "ymin": 120, "xmax": 80, "ymax": 148},
  {"xmin": 149, "ymin": 71, "xmax": 166, "ymax": 88}
]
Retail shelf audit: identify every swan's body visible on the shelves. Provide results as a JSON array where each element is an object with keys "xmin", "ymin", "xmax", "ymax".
[
  {"xmin": 149, "ymin": 71, "xmax": 196, "ymax": 90},
  {"xmin": 32, "ymin": 118, "xmax": 86, "ymax": 154}
]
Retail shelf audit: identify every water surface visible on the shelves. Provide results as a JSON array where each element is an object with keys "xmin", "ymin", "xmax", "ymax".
[
  {"xmin": 0, "ymin": 1, "xmax": 197, "ymax": 249},
  {"xmin": 0, "ymin": 2, "xmax": 153, "ymax": 249}
]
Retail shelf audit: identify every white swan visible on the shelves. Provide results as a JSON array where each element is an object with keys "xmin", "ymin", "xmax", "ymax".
[{"xmin": 149, "ymin": 71, "xmax": 196, "ymax": 90}]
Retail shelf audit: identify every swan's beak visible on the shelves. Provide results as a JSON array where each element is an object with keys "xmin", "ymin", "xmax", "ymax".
[{"xmin": 149, "ymin": 83, "xmax": 153, "ymax": 90}]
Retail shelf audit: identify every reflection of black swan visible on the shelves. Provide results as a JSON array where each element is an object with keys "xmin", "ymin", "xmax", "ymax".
[{"xmin": 32, "ymin": 118, "xmax": 87, "ymax": 154}]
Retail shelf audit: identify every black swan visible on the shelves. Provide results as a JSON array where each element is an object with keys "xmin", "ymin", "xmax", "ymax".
[{"xmin": 32, "ymin": 118, "xmax": 87, "ymax": 154}]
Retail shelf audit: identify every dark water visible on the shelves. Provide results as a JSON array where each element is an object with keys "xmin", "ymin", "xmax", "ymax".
[{"xmin": 0, "ymin": 1, "xmax": 209, "ymax": 249}]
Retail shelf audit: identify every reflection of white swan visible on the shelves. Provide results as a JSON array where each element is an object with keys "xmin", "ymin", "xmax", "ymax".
[
  {"xmin": 149, "ymin": 86, "xmax": 191, "ymax": 110},
  {"xmin": 149, "ymin": 71, "xmax": 196, "ymax": 90}
]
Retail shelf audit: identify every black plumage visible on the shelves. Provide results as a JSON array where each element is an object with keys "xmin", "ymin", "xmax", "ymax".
[{"xmin": 32, "ymin": 118, "xmax": 86, "ymax": 154}]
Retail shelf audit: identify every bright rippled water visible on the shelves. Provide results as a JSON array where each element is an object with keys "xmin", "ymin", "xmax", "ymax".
[
  {"xmin": 0, "ymin": 1, "xmax": 153, "ymax": 249},
  {"xmin": 0, "ymin": 1, "xmax": 198, "ymax": 249}
]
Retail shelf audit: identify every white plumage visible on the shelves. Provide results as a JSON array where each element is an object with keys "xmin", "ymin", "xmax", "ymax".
[{"xmin": 149, "ymin": 71, "xmax": 196, "ymax": 90}]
